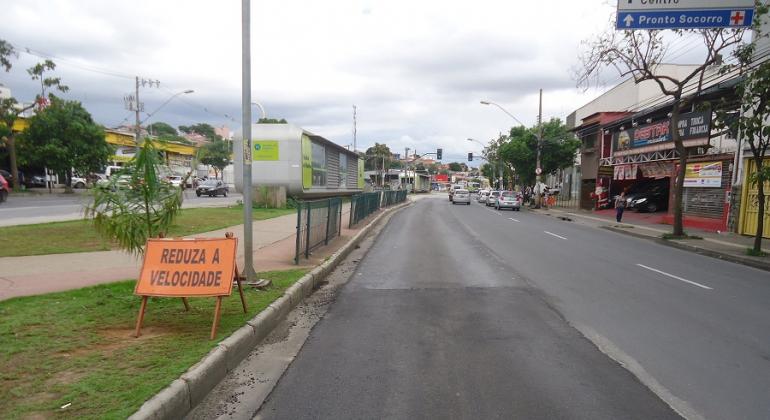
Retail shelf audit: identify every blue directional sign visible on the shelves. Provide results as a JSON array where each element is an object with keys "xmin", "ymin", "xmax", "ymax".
[
  {"xmin": 617, "ymin": 8, "xmax": 754, "ymax": 30},
  {"xmin": 617, "ymin": 0, "xmax": 755, "ymax": 30}
]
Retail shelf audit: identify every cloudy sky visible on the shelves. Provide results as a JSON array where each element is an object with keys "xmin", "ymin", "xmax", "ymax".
[{"xmin": 0, "ymin": 0, "xmax": 703, "ymax": 163}]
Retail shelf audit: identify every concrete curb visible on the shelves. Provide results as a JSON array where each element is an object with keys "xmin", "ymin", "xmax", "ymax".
[
  {"xmin": 602, "ymin": 226, "xmax": 770, "ymax": 273},
  {"xmin": 129, "ymin": 200, "xmax": 411, "ymax": 420}
]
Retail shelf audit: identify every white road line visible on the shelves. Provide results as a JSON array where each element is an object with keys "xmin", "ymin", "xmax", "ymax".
[
  {"xmin": 508, "ymin": 218, "xmax": 520, "ymax": 222},
  {"xmin": 636, "ymin": 264, "xmax": 713, "ymax": 290},
  {"xmin": 544, "ymin": 231, "xmax": 568, "ymax": 240}
]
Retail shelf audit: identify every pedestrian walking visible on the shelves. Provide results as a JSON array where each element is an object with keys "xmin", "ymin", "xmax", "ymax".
[{"xmin": 615, "ymin": 191, "xmax": 626, "ymax": 223}]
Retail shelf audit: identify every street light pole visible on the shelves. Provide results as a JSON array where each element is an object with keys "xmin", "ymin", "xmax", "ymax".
[
  {"xmin": 251, "ymin": 101, "xmax": 266, "ymax": 122},
  {"xmin": 241, "ymin": 0, "xmax": 256, "ymax": 282},
  {"xmin": 141, "ymin": 89, "xmax": 194, "ymax": 127}
]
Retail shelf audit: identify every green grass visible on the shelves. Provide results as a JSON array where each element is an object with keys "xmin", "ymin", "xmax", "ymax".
[
  {"xmin": 0, "ymin": 269, "xmax": 306, "ymax": 419},
  {"xmin": 0, "ymin": 205, "xmax": 294, "ymax": 257},
  {"xmin": 746, "ymin": 248, "xmax": 768, "ymax": 257}
]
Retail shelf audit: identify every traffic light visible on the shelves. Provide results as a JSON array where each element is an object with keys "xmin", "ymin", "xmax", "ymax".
[
  {"xmin": 468, "ymin": 152, "xmax": 473, "ymax": 162},
  {"xmin": 436, "ymin": 148, "xmax": 443, "ymax": 160}
]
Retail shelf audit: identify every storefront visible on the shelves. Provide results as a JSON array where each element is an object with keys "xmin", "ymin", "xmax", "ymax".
[
  {"xmin": 738, "ymin": 157, "xmax": 770, "ymax": 239},
  {"xmin": 605, "ymin": 110, "xmax": 734, "ymax": 231}
]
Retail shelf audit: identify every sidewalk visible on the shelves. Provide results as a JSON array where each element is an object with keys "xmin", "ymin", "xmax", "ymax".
[
  {"xmin": 532, "ymin": 205, "xmax": 770, "ymax": 272},
  {"xmin": 0, "ymin": 199, "xmax": 408, "ymax": 301}
]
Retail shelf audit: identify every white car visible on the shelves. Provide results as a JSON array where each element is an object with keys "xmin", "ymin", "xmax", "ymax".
[
  {"xmin": 452, "ymin": 189, "xmax": 471, "ymax": 205},
  {"xmin": 71, "ymin": 176, "xmax": 87, "ymax": 189},
  {"xmin": 478, "ymin": 190, "xmax": 490, "ymax": 203},
  {"xmin": 486, "ymin": 191, "xmax": 500, "ymax": 207},
  {"xmin": 495, "ymin": 191, "xmax": 521, "ymax": 211},
  {"xmin": 166, "ymin": 175, "xmax": 183, "ymax": 187}
]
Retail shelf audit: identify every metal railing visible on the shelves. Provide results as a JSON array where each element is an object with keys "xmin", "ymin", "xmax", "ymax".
[
  {"xmin": 349, "ymin": 190, "xmax": 408, "ymax": 227},
  {"xmin": 295, "ymin": 197, "xmax": 343, "ymax": 264},
  {"xmin": 349, "ymin": 192, "xmax": 382, "ymax": 227}
]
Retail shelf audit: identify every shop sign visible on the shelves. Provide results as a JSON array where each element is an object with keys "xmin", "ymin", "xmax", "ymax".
[
  {"xmin": 684, "ymin": 161, "xmax": 722, "ymax": 188},
  {"xmin": 253, "ymin": 140, "xmax": 280, "ymax": 161},
  {"xmin": 598, "ymin": 166, "xmax": 614, "ymax": 177},
  {"xmin": 613, "ymin": 111, "xmax": 711, "ymax": 155}
]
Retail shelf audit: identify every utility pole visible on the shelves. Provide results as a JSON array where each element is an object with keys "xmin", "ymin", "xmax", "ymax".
[
  {"xmin": 535, "ymin": 88, "xmax": 544, "ymax": 209},
  {"xmin": 404, "ymin": 147, "xmax": 409, "ymax": 190},
  {"xmin": 241, "ymin": 0, "xmax": 256, "ymax": 282},
  {"xmin": 352, "ymin": 105, "xmax": 357, "ymax": 152},
  {"xmin": 135, "ymin": 76, "xmax": 141, "ymax": 145}
]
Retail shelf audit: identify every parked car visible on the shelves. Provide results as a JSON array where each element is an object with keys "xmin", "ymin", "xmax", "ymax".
[
  {"xmin": 451, "ymin": 189, "xmax": 471, "ymax": 205},
  {"xmin": 27, "ymin": 174, "xmax": 46, "ymax": 188},
  {"xmin": 0, "ymin": 173, "xmax": 8, "ymax": 203},
  {"xmin": 495, "ymin": 191, "xmax": 521, "ymax": 211},
  {"xmin": 71, "ymin": 176, "xmax": 87, "ymax": 189},
  {"xmin": 166, "ymin": 175, "xmax": 183, "ymax": 187},
  {"xmin": 478, "ymin": 190, "xmax": 490, "ymax": 203},
  {"xmin": 486, "ymin": 191, "xmax": 501, "ymax": 207},
  {"xmin": 196, "ymin": 179, "xmax": 228, "ymax": 197},
  {"xmin": 625, "ymin": 179, "xmax": 669, "ymax": 212}
]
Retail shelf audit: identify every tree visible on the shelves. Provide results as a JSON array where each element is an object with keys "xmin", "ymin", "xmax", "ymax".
[
  {"xmin": 257, "ymin": 118, "xmax": 287, "ymax": 124},
  {"xmin": 199, "ymin": 138, "xmax": 232, "ymax": 179},
  {"xmin": 715, "ymin": 4, "xmax": 770, "ymax": 254},
  {"xmin": 147, "ymin": 121, "xmax": 178, "ymax": 137},
  {"xmin": 86, "ymin": 141, "xmax": 183, "ymax": 256},
  {"xmin": 364, "ymin": 143, "xmax": 392, "ymax": 186},
  {"xmin": 18, "ymin": 96, "xmax": 112, "ymax": 191},
  {"xmin": 0, "ymin": 41, "xmax": 68, "ymax": 190},
  {"xmin": 447, "ymin": 162, "xmax": 463, "ymax": 172},
  {"xmin": 499, "ymin": 119, "xmax": 580, "ymax": 186},
  {"xmin": 179, "ymin": 123, "xmax": 220, "ymax": 141},
  {"xmin": 576, "ymin": 18, "xmax": 750, "ymax": 237}
]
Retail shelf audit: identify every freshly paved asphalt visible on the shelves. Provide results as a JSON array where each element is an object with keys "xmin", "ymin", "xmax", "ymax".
[
  {"xmin": 0, "ymin": 190, "xmax": 243, "ymax": 226},
  {"xmin": 256, "ymin": 195, "xmax": 727, "ymax": 419}
]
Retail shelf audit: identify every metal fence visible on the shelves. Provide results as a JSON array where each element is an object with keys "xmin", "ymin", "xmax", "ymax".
[
  {"xmin": 295, "ymin": 197, "xmax": 343, "ymax": 264},
  {"xmin": 349, "ymin": 190, "xmax": 408, "ymax": 227}
]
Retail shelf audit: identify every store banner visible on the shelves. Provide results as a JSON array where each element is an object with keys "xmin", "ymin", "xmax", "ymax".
[
  {"xmin": 613, "ymin": 110, "xmax": 711, "ymax": 153},
  {"xmin": 684, "ymin": 161, "xmax": 722, "ymax": 187}
]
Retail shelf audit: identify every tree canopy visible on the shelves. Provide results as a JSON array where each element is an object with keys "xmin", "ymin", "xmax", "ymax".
[
  {"xmin": 498, "ymin": 118, "xmax": 579, "ymax": 186},
  {"xmin": 257, "ymin": 118, "xmax": 287, "ymax": 124},
  {"xmin": 179, "ymin": 123, "xmax": 220, "ymax": 141},
  {"xmin": 199, "ymin": 138, "xmax": 231, "ymax": 178},
  {"xmin": 364, "ymin": 143, "xmax": 392, "ymax": 171},
  {"xmin": 147, "ymin": 121, "xmax": 178, "ymax": 137},
  {"xmin": 18, "ymin": 96, "xmax": 112, "ymax": 187}
]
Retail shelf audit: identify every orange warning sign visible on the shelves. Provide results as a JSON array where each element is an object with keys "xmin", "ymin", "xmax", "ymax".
[{"xmin": 135, "ymin": 237, "xmax": 238, "ymax": 297}]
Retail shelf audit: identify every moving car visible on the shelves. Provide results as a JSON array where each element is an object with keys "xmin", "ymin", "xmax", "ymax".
[
  {"xmin": 451, "ymin": 188, "xmax": 471, "ymax": 205},
  {"xmin": 478, "ymin": 190, "xmax": 490, "ymax": 203},
  {"xmin": 495, "ymin": 191, "xmax": 521, "ymax": 211},
  {"xmin": 196, "ymin": 179, "xmax": 228, "ymax": 197},
  {"xmin": 449, "ymin": 184, "xmax": 463, "ymax": 202},
  {"xmin": 486, "ymin": 191, "xmax": 500, "ymax": 207},
  {"xmin": 625, "ymin": 179, "xmax": 669, "ymax": 213},
  {"xmin": 166, "ymin": 175, "xmax": 183, "ymax": 187},
  {"xmin": 0, "ymin": 173, "xmax": 8, "ymax": 203},
  {"xmin": 72, "ymin": 176, "xmax": 87, "ymax": 189}
]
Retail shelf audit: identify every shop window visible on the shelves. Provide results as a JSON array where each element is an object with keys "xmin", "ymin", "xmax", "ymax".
[
  {"xmin": 583, "ymin": 135, "xmax": 595, "ymax": 150},
  {"xmin": 311, "ymin": 142, "xmax": 326, "ymax": 187}
]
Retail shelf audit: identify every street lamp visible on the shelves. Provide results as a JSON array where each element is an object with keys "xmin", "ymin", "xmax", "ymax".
[
  {"xmin": 251, "ymin": 102, "xmax": 266, "ymax": 122},
  {"xmin": 142, "ymin": 89, "xmax": 194, "ymax": 130},
  {"xmin": 469, "ymin": 137, "xmax": 502, "ymax": 190},
  {"xmin": 479, "ymin": 100, "xmax": 526, "ymax": 127}
]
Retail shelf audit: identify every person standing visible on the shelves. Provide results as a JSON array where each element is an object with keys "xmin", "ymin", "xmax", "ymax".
[{"xmin": 615, "ymin": 191, "xmax": 626, "ymax": 223}]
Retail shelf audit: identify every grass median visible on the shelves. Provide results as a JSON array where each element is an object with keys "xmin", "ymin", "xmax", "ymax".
[
  {"xmin": 0, "ymin": 205, "xmax": 294, "ymax": 258},
  {"xmin": 0, "ymin": 268, "xmax": 307, "ymax": 419}
]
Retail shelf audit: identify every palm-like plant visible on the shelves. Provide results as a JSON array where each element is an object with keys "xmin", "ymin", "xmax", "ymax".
[{"xmin": 85, "ymin": 141, "xmax": 183, "ymax": 255}]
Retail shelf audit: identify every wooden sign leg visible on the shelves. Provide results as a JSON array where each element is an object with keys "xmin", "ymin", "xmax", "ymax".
[
  {"xmin": 134, "ymin": 296, "xmax": 148, "ymax": 338},
  {"xmin": 181, "ymin": 297, "xmax": 191, "ymax": 311},
  {"xmin": 236, "ymin": 277, "xmax": 248, "ymax": 313},
  {"xmin": 210, "ymin": 296, "xmax": 223, "ymax": 340}
]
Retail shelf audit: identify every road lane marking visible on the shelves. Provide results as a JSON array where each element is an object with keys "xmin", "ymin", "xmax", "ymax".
[
  {"xmin": 544, "ymin": 231, "xmax": 568, "ymax": 240},
  {"xmin": 508, "ymin": 218, "xmax": 520, "ymax": 222},
  {"xmin": 636, "ymin": 264, "xmax": 713, "ymax": 290}
]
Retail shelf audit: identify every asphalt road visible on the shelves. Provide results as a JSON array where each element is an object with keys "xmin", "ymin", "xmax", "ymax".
[
  {"xmin": 256, "ymin": 195, "xmax": 749, "ymax": 419},
  {"xmin": 0, "ymin": 189, "xmax": 243, "ymax": 226}
]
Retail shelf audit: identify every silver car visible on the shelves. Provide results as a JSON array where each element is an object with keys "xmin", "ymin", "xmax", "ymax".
[
  {"xmin": 495, "ymin": 191, "xmax": 521, "ymax": 211},
  {"xmin": 452, "ymin": 189, "xmax": 471, "ymax": 205},
  {"xmin": 478, "ymin": 190, "xmax": 490, "ymax": 203},
  {"xmin": 486, "ymin": 191, "xmax": 500, "ymax": 207}
]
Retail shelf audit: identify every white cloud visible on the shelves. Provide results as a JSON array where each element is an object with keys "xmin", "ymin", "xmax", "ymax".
[{"xmin": 0, "ymin": 0, "xmax": 654, "ymax": 160}]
